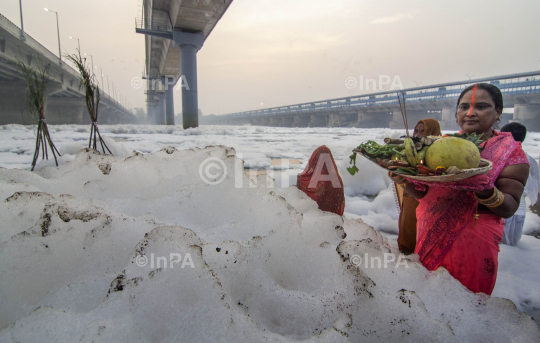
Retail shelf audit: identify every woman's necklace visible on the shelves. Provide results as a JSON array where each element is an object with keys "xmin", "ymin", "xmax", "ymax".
[{"xmin": 481, "ymin": 130, "xmax": 494, "ymax": 141}]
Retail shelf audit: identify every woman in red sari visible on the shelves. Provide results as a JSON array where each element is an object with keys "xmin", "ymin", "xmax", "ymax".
[
  {"xmin": 297, "ymin": 145, "xmax": 345, "ymax": 216},
  {"xmin": 391, "ymin": 83, "xmax": 529, "ymax": 295}
]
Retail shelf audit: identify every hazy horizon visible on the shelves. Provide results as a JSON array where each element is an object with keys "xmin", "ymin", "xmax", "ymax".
[{"xmin": 3, "ymin": 0, "xmax": 540, "ymax": 116}]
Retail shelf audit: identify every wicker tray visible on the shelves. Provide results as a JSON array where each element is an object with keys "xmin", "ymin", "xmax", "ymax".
[
  {"xmin": 404, "ymin": 159, "xmax": 492, "ymax": 182},
  {"xmin": 353, "ymin": 148, "xmax": 492, "ymax": 182}
]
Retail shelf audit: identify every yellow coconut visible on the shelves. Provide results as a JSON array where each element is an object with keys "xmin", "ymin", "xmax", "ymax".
[{"xmin": 425, "ymin": 137, "xmax": 480, "ymax": 170}]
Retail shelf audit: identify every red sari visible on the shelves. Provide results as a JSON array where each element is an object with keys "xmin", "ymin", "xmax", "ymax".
[
  {"xmin": 413, "ymin": 131, "xmax": 529, "ymax": 295},
  {"xmin": 297, "ymin": 146, "xmax": 345, "ymax": 216}
]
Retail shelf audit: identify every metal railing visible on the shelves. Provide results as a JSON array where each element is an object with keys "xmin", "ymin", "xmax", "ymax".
[
  {"xmin": 0, "ymin": 13, "xmax": 130, "ymax": 113},
  {"xmin": 220, "ymin": 72, "xmax": 540, "ymax": 119},
  {"xmin": 135, "ymin": 9, "xmax": 172, "ymax": 33}
]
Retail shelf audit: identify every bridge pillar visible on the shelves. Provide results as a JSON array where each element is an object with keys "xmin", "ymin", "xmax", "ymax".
[
  {"xmin": 439, "ymin": 106, "xmax": 459, "ymax": 131},
  {"xmin": 157, "ymin": 92, "xmax": 166, "ymax": 125},
  {"xmin": 389, "ymin": 110, "xmax": 438, "ymax": 131},
  {"xmin": 260, "ymin": 117, "xmax": 270, "ymax": 126},
  {"xmin": 145, "ymin": 103, "xmax": 152, "ymax": 125},
  {"xmin": 328, "ymin": 114, "xmax": 346, "ymax": 127},
  {"xmin": 282, "ymin": 116, "xmax": 294, "ymax": 127},
  {"xmin": 347, "ymin": 112, "xmax": 359, "ymax": 127},
  {"xmin": 165, "ymin": 77, "xmax": 175, "ymax": 125},
  {"xmin": 514, "ymin": 104, "xmax": 540, "ymax": 131},
  {"xmin": 146, "ymin": 85, "xmax": 157, "ymax": 125},
  {"xmin": 358, "ymin": 111, "xmax": 393, "ymax": 128},
  {"xmin": 389, "ymin": 110, "xmax": 403, "ymax": 129},
  {"xmin": 99, "ymin": 106, "xmax": 115, "ymax": 125},
  {"xmin": 0, "ymin": 81, "xmax": 31, "ymax": 124},
  {"xmin": 173, "ymin": 31, "xmax": 205, "ymax": 129},
  {"xmin": 270, "ymin": 117, "xmax": 281, "ymax": 127},
  {"xmin": 349, "ymin": 111, "xmax": 365, "ymax": 127},
  {"xmin": 45, "ymin": 97, "xmax": 85, "ymax": 124},
  {"xmin": 251, "ymin": 118, "xmax": 261, "ymax": 126},
  {"xmin": 293, "ymin": 115, "xmax": 310, "ymax": 127},
  {"xmin": 309, "ymin": 115, "xmax": 327, "ymax": 127}
]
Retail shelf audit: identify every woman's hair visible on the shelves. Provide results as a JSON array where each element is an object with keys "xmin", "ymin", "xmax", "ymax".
[
  {"xmin": 501, "ymin": 122, "xmax": 527, "ymax": 142},
  {"xmin": 455, "ymin": 83, "xmax": 504, "ymax": 116}
]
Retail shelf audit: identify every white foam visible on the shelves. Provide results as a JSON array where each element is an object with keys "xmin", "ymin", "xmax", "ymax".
[{"xmin": 0, "ymin": 146, "xmax": 538, "ymax": 341}]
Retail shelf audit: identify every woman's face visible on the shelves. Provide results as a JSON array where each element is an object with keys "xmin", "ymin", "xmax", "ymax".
[
  {"xmin": 414, "ymin": 122, "xmax": 425, "ymax": 137},
  {"xmin": 456, "ymin": 89, "xmax": 501, "ymax": 135}
]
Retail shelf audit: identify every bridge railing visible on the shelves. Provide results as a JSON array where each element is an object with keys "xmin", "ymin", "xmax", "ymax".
[
  {"xmin": 221, "ymin": 74, "xmax": 540, "ymax": 119},
  {"xmin": 135, "ymin": 9, "xmax": 172, "ymax": 33},
  {"xmin": 0, "ymin": 13, "xmax": 131, "ymax": 114}
]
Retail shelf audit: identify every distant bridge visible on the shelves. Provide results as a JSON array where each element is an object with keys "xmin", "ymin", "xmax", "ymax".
[
  {"xmin": 0, "ymin": 13, "xmax": 134, "ymax": 125},
  {"xmin": 205, "ymin": 71, "xmax": 540, "ymax": 131}
]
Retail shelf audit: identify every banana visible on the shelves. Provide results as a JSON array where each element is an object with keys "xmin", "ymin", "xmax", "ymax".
[
  {"xmin": 403, "ymin": 137, "xmax": 420, "ymax": 166},
  {"xmin": 416, "ymin": 146, "xmax": 429, "ymax": 164},
  {"xmin": 396, "ymin": 167, "xmax": 418, "ymax": 176}
]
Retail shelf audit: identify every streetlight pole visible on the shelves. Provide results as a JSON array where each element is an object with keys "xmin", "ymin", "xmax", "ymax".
[
  {"xmin": 19, "ymin": 0, "xmax": 25, "ymax": 40},
  {"xmin": 69, "ymin": 37, "xmax": 81, "ymax": 54},
  {"xmin": 106, "ymin": 75, "xmax": 111, "ymax": 98},
  {"xmin": 44, "ymin": 8, "xmax": 62, "ymax": 66},
  {"xmin": 96, "ymin": 66, "xmax": 104, "ymax": 94},
  {"xmin": 112, "ymin": 82, "xmax": 117, "ymax": 103}
]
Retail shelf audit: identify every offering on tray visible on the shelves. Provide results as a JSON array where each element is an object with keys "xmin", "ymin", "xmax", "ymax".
[{"xmin": 347, "ymin": 93, "xmax": 492, "ymax": 182}]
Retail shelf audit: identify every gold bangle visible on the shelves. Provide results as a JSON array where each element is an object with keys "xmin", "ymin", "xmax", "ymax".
[
  {"xmin": 477, "ymin": 188, "xmax": 500, "ymax": 206},
  {"xmin": 398, "ymin": 181, "xmax": 408, "ymax": 187},
  {"xmin": 482, "ymin": 189, "xmax": 503, "ymax": 207},
  {"xmin": 475, "ymin": 188, "xmax": 497, "ymax": 203},
  {"xmin": 486, "ymin": 193, "xmax": 505, "ymax": 208}
]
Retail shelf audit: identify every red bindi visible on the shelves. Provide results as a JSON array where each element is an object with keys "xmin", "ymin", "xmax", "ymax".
[{"xmin": 468, "ymin": 85, "xmax": 478, "ymax": 117}]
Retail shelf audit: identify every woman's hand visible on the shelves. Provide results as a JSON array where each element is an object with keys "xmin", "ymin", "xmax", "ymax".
[
  {"xmin": 474, "ymin": 188, "xmax": 495, "ymax": 199},
  {"xmin": 388, "ymin": 171, "xmax": 406, "ymax": 183},
  {"xmin": 477, "ymin": 163, "xmax": 529, "ymax": 218},
  {"xmin": 389, "ymin": 172, "xmax": 429, "ymax": 199}
]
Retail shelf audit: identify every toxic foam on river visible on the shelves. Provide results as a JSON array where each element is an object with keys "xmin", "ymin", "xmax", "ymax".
[{"xmin": 0, "ymin": 146, "xmax": 538, "ymax": 342}]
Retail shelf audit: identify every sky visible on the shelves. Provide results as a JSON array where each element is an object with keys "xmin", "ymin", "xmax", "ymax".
[{"xmin": 2, "ymin": 0, "xmax": 540, "ymax": 116}]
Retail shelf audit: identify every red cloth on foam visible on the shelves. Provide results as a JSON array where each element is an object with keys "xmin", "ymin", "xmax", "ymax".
[{"xmin": 297, "ymin": 146, "xmax": 345, "ymax": 216}]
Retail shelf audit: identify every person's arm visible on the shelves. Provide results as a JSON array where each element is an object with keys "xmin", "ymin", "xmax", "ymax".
[
  {"xmin": 474, "ymin": 164, "xmax": 529, "ymax": 218},
  {"xmin": 389, "ymin": 172, "xmax": 428, "ymax": 199}
]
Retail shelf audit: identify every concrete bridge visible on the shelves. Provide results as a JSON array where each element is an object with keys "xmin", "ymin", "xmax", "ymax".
[
  {"xmin": 137, "ymin": 0, "xmax": 233, "ymax": 128},
  {"xmin": 0, "ymin": 13, "xmax": 134, "ymax": 125},
  {"xmin": 206, "ymin": 71, "xmax": 540, "ymax": 131}
]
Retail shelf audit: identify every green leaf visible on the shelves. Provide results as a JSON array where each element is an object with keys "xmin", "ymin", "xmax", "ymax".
[{"xmin": 347, "ymin": 166, "xmax": 359, "ymax": 176}]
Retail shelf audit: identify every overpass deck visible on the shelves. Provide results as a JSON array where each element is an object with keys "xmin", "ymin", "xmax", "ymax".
[{"xmin": 0, "ymin": 13, "xmax": 132, "ymax": 124}]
